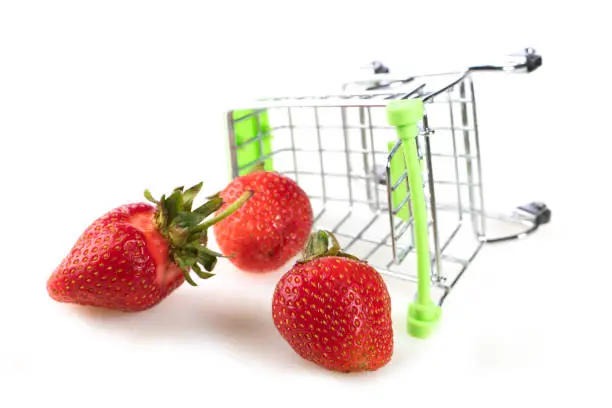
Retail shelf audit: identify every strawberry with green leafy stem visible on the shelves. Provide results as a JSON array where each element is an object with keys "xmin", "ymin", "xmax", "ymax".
[
  {"xmin": 47, "ymin": 182, "xmax": 252, "ymax": 312},
  {"xmin": 272, "ymin": 230, "xmax": 394, "ymax": 372}
]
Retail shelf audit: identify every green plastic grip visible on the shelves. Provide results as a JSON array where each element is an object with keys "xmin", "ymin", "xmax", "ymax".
[
  {"xmin": 232, "ymin": 109, "xmax": 274, "ymax": 176},
  {"xmin": 387, "ymin": 99, "xmax": 442, "ymax": 339}
]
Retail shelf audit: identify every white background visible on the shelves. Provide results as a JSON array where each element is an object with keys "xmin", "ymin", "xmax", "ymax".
[{"xmin": 1, "ymin": 0, "xmax": 611, "ymax": 406}]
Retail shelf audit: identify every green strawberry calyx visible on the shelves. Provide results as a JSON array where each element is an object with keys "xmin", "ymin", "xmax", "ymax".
[
  {"xmin": 144, "ymin": 182, "xmax": 253, "ymax": 286},
  {"xmin": 248, "ymin": 161, "xmax": 268, "ymax": 174},
  {"xmin": 297, "ymin": 230, "xmax": 363, "ymax": 264}
]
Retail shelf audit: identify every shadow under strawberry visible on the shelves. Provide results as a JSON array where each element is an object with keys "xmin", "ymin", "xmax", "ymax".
[
  {"xmin": 65, "ymin": 276, "xmax": 429, "ymax": 376},
  {"xmin": 65, "ymin": 282, "xmax": 316, "ymax": 371}
]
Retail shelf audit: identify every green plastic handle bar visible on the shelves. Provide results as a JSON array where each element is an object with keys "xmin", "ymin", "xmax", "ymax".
[
  {"xmin": 231, "ymin": 109, "xmax": 274, "ymax": 176},
  {"xmin": 386, "ymin": 99, "xmax": 441, "ymax": 339}
]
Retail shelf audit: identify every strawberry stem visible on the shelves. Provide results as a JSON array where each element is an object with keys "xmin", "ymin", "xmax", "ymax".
[
  {"xmin": 304, "ymin": 230, "xmax": 329, "ymax": 258},
  {"xmin": 200, "ymin": 190, "xmax": 254, "ymax": 230},
  {"xmin": 145, "ymin": 182, "xmax": 253, "ymax": 286},
  {"xmin": 326, "ymin": 231, "xmax": 342, "ymax": 255},
  {"xmin": 248, "ymin": 161, "xmax": 267, "ymax": 174},
  {"xmin": 298, "ymin": 230, "xmax": 361, "ymax": 263}
]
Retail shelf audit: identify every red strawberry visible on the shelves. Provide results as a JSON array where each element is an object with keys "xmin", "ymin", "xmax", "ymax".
[
  {"xmin": 271, "ymin": 230, "xmax": 394, "ymax": 372},
  {"xmin": 47, "ymin": 182, "xmax": 252, "ymax": 312},
  {"xmin": 213, "ymin": 168, "xmax": 313, "ymax": 273}
]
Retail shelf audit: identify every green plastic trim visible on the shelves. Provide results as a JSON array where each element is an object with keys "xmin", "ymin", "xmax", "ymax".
[
  {"xmin": 232, "ymin": 109, "xmax": 274, "ymax": 176},
  {"xmin": 387, "ymin": 99, "xmax": 442, "ymax": 339}
]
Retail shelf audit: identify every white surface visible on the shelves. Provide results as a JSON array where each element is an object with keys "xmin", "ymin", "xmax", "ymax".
[{"xmin": 1, "ymin": 1, "xmax": 611, "ymax": 406}]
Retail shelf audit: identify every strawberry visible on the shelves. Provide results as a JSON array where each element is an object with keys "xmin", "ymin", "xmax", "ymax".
[
  {"xmin": 47, "ymin": 182, "xmax": 252, "ymax": 312},
  {"xmin": 271, "ymin": 230, "xmax": 394, "ymax": 373},
  {"xmin": 213, "ymin": 168, "xmax": 314, "ymax": 273}
]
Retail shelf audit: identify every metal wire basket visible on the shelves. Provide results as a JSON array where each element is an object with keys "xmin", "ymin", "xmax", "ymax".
[{"xmin": 223, "ymin": 48, "xmax": 551, "ymax": 338}]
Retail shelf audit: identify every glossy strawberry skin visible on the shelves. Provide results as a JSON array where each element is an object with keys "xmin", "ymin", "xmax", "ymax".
[
  {"xmin": 47, "ymin": 203, "xmax": 185, "ymax": 312},
  {"xmin": 213, "ymin": 171, "xmax": 313, "ymax": 273},
  {"xmin": 272, "ymin": 256, "xmax": 394, "ymax": 372}
]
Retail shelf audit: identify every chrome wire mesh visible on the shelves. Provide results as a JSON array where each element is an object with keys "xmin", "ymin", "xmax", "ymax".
[{"xmin": 227, "ymin": 73, "xmax": 490, "ymax": 305}]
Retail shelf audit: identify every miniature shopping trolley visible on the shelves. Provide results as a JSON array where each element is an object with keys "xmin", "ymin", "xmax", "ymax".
[{"xmin": 223, "ymin": 48, "xmax": 551, "ymax": 339}]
